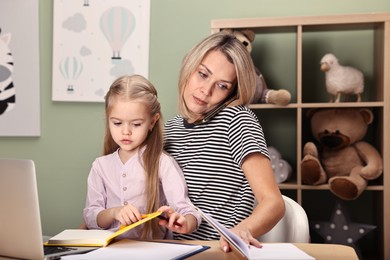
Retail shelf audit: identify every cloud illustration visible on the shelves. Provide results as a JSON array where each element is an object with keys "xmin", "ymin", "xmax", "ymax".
[{"xmin": 62, "ymin": 13, "xmax": 86, "ymax": 33}]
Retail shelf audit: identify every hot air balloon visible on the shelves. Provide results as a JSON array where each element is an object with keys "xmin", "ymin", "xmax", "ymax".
[
  {"xmin": 59, "ymin": 56, "xmax": 83, "ymax": 92},
  {"xmin": 100, "ymin": 6, "xmax": 136, "ymax": 60}
]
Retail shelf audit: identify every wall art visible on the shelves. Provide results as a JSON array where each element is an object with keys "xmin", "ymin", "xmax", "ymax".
[
  {"xmin": 52, "ymin": 0, "xmax": 150, "ymax": 102},
  {"xmin": 0, "ymin": 0, "xmax": 40, "ymax": 136}
]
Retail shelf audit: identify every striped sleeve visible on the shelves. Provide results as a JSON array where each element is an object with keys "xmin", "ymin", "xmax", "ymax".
[{"xmin": 227, "ymin": 107, "xmax": 269, "ymax": 166}]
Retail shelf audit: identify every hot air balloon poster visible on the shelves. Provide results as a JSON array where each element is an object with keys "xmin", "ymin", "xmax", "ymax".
[{"xmin": 52, "ymin": 0, "xmax": 150, "ymax": 102}]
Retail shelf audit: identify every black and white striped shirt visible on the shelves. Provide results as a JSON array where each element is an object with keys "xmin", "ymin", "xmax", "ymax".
[{"xmin": 164, "ymin": 105, "xmax": 269, "ymax": 240}]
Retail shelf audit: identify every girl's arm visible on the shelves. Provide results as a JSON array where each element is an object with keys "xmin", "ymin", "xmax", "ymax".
[
  {"xmin": 159, "ymin": 154, "xmax": 202, "ymax": 233},
  {"xmin": 97, "ymin": 204, "xmax": 142, "ymax": 228},
  {"xmin": 220, "ymin": 152, "xmax": 285, "ymax": 252}
]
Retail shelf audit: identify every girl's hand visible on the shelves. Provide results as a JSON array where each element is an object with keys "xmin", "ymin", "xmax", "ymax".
[
  {"xmin": 220, "ymin": 226, "xmax": 262, "ymax": 253},
  {"xmin": 157, "ymin": 205, "xmax": 195, "ymax": 234},
  {"xmin": 113, "ymin": 204, "xmax": 142, "ymax": 226}
]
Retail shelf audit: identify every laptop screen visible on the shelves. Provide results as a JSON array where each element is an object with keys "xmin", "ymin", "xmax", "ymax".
[{"xmin": 0, "ymin": 158, "xmax": 45, "ymax": 259}]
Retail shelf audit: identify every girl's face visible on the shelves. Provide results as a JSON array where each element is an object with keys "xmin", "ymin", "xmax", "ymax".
[
  {"xmin": 184, "ymin": 50, "xmax": 237, "ymax": 122},
  {"xmin": 108, "ymin": 98, "xmax": 158, "ymax": 162}
]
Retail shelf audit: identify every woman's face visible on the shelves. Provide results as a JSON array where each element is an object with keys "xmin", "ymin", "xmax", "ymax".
[{"xmin": 184, "ymin": 50, "xmax": 237, "ymax": 122}]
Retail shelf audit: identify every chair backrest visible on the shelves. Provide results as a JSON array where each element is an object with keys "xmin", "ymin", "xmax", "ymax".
[{"xmin": 257, "ymin": 195, "xmax": 310, "ymax": 243}]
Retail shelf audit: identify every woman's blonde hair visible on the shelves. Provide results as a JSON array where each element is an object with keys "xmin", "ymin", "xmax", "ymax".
[
  {"xmin": 178, "ymin": 31, "xmax": 257, "ymax": 119},
  {"xmin": 103, "ymin": 74, "xmax": 163, "ymax": 239}
]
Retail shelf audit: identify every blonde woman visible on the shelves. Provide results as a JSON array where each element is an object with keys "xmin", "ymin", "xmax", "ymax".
[
  {"xmin": 83, "ymin": 75, "xmax": 200, "ymax": 239},
  {"xmin": 164, "ymin": 31, "xmax": 285, "ymax": 251}
]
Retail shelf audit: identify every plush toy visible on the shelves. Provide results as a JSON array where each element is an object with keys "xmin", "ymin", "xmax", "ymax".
[
  {"xmin": 224, "ymin": 29, "xmax": 291, "ymax": 106},
  {"xmin": 301, "ymin": 108, "xmax": 383, "ymax": 200},
  {"xmin": 320, "ymin": 53, "xmax": 365, "ymax": 102},
  {"xmin": 268, "ymin": 146, "xmax": 292, "ymax": 183}
]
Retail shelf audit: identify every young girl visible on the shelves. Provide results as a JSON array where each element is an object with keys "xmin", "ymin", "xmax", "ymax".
[{"xmin": 83, "ymin": 74, "xmax": 200, "ymax": 240}]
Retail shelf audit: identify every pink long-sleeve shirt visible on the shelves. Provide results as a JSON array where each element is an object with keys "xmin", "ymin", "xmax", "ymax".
[{"xmin": 83, "ymin": 149, "xmax": 200, "ymax": 239}]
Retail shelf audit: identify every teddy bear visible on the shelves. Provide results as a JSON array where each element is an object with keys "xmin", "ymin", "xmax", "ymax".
[
  {"xmin": 224, "ymin": 29, "xmax": 291, "ymax": 106},
  {"xmin": 301, "ymin": 108, "xmax": 383, "ymax": 200}
]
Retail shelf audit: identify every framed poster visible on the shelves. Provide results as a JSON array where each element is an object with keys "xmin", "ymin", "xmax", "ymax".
[
  {"xmin": 0, "ymin": 0, "xmax": 40, "ymax": 136},
  {"xmin": 52, "ymin": 0, "xmax": 150, "ymax": 102}
]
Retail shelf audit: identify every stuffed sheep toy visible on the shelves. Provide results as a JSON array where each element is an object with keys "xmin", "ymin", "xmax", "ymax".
[{"xmin": 320, "ymin": 53, "xmax": 364, "ymax": 102}]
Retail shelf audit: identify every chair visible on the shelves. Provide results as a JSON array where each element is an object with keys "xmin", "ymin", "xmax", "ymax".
[{"xmin": 257, "ymin": 195, "xmax": 310, "ymax": 243}]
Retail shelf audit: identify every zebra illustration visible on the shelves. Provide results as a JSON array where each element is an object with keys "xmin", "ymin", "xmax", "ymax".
[{"xmin": 0, "ymin": 28, "xmax": 15, "ymax": 115}]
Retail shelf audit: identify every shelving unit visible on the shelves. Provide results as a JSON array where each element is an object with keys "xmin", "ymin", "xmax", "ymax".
[{"xmin": 211, "ymin": 13, "xmax": 389, "ymax": 259}]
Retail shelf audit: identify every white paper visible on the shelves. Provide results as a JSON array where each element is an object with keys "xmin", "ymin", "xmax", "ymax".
[
  {"xmin": 249, "ymin": 244, "xmax": 314, "ymax": 260},
  {"xmin": 48, "ymin": 229, "xmax": 113, "ymax": 245},
  {"xmin": 61, "ymin": 239, "xmax": 204, "ymax": 260}
]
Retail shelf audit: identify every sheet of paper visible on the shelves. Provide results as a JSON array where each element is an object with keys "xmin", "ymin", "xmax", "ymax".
[
  {"xmin": 249, "ymin": 243, "xmax": 315, "ymax": 260},
  {"xmin": 61, "ymin": 239, "xmax": 205, "ymax": 260},
  {"xmin": 48, "ymin": 229, "xmax": 113, "ymax": 244}
]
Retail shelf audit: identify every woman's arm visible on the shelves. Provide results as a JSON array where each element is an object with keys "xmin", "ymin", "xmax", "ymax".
[
  {"xmin": 241, "ymin": 152, "xmax": 285, "ymax": 236},
  {"xmin": 220, "ymin": 152, "xmax": 285, "ymax": 251}
]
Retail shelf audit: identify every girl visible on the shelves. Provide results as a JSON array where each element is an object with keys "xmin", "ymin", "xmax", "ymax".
[{"xmin": 83, "ymin": 74, "xmax": 200, "ymax": 240}]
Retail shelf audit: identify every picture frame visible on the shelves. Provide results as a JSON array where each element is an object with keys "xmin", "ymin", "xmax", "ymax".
[
  {"xmin": 52, "ymin": 0, "xmax": 150, "ymax": 102},
  {"xmin": 0, "ymin": 0, "xmax": 40, "ymax": 136}
]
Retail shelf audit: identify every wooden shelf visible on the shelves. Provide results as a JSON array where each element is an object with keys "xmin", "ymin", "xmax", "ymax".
[
  {"xmin": 212, "ymin": 13, "xmax": 390, "ymax": 260},
  {"xmin": 211, "ymin": 13, "xmax": 390, "ymax": 29},
  {"xmin": 249, "ymin": 101, "xmax": 384, "ymax": 109}
]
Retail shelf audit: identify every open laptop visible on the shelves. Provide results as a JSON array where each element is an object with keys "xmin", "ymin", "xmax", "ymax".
[{"xmin": 0, "ymin": 158, "xmax": 96, "ymax": 260}]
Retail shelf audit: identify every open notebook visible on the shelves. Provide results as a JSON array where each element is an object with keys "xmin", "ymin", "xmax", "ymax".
[
  {"xmin": 0, "ymin": 158, "xmax": 96, "ymax": 260},
  {"xmin": 45, "ymin": 211, "xmax": 163, "ymax": 247}
]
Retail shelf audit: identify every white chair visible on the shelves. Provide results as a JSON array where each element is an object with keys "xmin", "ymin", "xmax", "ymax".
[{"xmin": 257, "ymin": 195, "xmax": 310, "ymax": 243}]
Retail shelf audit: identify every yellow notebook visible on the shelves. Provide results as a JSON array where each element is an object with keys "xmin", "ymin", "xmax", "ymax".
[{"xmin": 45, "ymin": 211, "xmax": 162, "ymax": 247}]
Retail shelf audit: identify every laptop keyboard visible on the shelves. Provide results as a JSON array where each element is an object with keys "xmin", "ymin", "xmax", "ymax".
[{"xmin": 44, "ymin": 246, "xmax": 77, "ymax": 255}]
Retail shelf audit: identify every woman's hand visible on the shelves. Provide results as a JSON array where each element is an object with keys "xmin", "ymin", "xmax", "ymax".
[{"xmin": 219, "ymin": 226, "xmax": 262, "ymax": 253}]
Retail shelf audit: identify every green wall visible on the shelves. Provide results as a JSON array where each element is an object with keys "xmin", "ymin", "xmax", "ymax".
[{"xmin": 1, "ymin": 0, "xmax": 389, "ymax": 236}]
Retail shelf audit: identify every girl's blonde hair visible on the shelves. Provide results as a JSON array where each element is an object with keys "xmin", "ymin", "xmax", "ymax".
[
  {"xmin": 178, "ymin": 31, "xmax": 257, "ymax": 119},
  {"xmin": 103, "ymin": 74, "xmax": 163, "ymax": 239}
]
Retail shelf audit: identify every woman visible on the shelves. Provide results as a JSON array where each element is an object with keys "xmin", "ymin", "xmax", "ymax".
[{"xmin": 164, "ymin": 31, "xmax": 285, "ymax": 252}]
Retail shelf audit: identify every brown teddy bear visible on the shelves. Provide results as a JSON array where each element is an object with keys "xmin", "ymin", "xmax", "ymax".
[
  {"xmin": 301, "ymin": 108, "xmax": 383, "ymax": 200},
  {"xmin": 224, "ymin": 29, "xmax": 291, "ymax": 106}
]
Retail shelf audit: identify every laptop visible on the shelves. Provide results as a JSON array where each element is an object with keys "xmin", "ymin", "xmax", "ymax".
[{"xmin": 0, "ymin": 158, "xmax": 96, "ymax": 260}]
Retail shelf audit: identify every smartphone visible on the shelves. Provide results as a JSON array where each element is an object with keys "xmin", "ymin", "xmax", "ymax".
[{"xmin": 196, "ymin": 94, "xmax": 238, "ymax": 125}]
